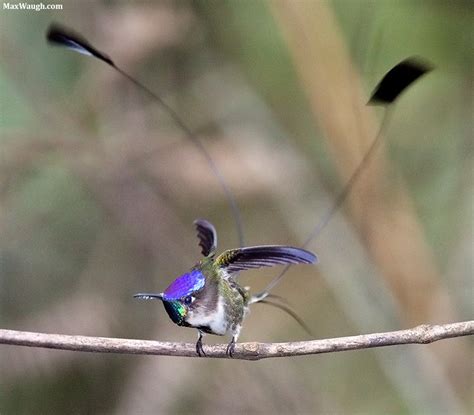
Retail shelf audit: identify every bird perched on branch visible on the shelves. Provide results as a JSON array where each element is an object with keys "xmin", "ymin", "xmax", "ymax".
[
  {"xmin": 134, "ymin": 219, "xmax": 317, "ymax": 357},
  {"xmin": 45, "ymin": 23, "xmax": 432, "ymax": 358}
]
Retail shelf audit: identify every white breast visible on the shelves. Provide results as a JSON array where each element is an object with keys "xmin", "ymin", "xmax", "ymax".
[{"xmin": 186, "ymin": 295, "xmax": 228, "ymax": 336}]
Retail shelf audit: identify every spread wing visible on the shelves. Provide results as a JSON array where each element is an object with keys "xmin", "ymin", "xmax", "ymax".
[
  {"xmin": 194, "ymin": 219, "xmax": 217, "ymax": 257},
  {"xmin": 215, "ymin": 245, "xmax": 317, "ymax": 274}
]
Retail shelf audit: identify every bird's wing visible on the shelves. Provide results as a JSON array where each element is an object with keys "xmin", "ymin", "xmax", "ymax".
[
  {"xmin": 194, "ymin": 219, "xmax": 217, "ymax": 257},
  {"xmin": 214, "ymin": 246, "xmax": 317, "ymax": 274}
]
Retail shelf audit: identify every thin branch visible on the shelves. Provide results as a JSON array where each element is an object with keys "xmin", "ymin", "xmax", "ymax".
[{"xmin": 1, "ymin": 321, "xmax": 472, "ymax": 361}]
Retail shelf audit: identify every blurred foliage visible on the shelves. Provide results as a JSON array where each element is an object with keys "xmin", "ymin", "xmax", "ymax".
[{"xmin": 0, "ymin": 1, "xmax": 472, "ymax": 414}]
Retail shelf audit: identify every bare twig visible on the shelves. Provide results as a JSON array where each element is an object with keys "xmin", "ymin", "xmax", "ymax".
[{"xmin": 1, "ymin": 321, "xmax": 472, "ymax": 361}]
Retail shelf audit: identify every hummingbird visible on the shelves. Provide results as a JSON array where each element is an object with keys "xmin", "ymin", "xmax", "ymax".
[
  {"xmin": 46, "ymin": 24, "xmax": 433, "ymax": 356},
  {"xmin": 134, "ymin": 219, "xmax": 317, "ymax": 357}
]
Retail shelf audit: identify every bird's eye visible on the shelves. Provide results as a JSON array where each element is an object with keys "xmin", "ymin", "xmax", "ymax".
[{"xmin": 183, "ymin": 296, "xmax": 194, "ymax": 305}]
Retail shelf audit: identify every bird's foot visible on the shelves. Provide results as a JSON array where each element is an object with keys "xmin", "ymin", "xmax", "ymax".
[
  {"xmin": 226, "ymin": 337, "xmax": 236, "ymax": 358},
  {"xmin": 196, "ymin": 334, "xmax": 206, "ymax": 357}
]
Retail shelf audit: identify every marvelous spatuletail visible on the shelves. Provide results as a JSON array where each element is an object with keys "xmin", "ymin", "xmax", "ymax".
[
  {"xmin": 46, "ymin": 23, "xmax": 432, "ymax": 356},
  {"xmin": 134, "ymin": 219, "xmax": 317, "ymax": 357}
]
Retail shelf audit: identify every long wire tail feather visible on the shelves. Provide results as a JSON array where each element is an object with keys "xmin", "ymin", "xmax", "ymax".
[
  {"xmin": 253, "ymin": 297, "xmax": 313, "ymax": 336},
  {"xmin": 47, "ymin": 23, "xmax": 115, "ymax": 66},
  {"xmin": 255, "ymin": 108, "xmax": 393, "ymax": 299},
  {"xmin": 46, "ymin": 23, "xmax": 244, "ymax": 248},
  {"xmin": 249, "ymin": 292, "xmax": 288, "ymax": 305},
  {"xmin": 256, "ymin": 57, "xmax": 433, "ymax": 298},
  {"xmin": 368, "ymin": 57, "xmax": 433, "ymax": 105}
]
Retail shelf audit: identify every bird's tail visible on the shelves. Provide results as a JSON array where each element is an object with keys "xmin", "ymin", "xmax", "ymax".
[{"xmin": 249, "ymin": 293, "xmax": 312, "ymax": 336}]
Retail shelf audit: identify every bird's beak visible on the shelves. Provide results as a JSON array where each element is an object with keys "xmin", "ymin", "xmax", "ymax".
[
  {"xmin": 133, "ymin": 293, "xmax": 164, "ymax": 301},
  {"xmin": 134, "ymin": 292, "xmax": 187, "ymax": 326}
]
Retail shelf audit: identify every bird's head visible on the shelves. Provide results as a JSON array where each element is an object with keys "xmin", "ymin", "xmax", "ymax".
[{"xmin": 134, "ymin": 269, "xmax": 206, "ymax": 326}]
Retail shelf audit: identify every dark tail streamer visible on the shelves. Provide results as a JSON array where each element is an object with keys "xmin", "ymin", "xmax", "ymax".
[
  {"xmin": 256, "ymin": 298, "xmax": 313, "ymax": 336},
  {"xmin": 46, "ymin": 23, "xmax": 244, "ymax": 248},
  {"xmin": 255, "ymin": 57, "xmax": 432, "ymax": 300},
  {"xmin": 257, "ymin": 108, "xmax": 393, "ymax": 298}
]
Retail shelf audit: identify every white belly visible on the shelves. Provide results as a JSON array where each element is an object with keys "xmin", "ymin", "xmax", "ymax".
[{"xmin": 186, "ymin": 295, "xmax": 228, "ymax": 336}]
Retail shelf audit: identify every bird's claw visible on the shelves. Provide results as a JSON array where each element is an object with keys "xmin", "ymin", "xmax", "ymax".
[
  {"xmin": 196, "ymin": 336, "xmax": 206, "ymax": 357},
  {"xmin": 226, "ymin": 337, "xmax": 236, "ymax": 358}
]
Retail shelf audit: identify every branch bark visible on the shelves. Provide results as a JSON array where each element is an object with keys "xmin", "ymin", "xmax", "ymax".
[{"xmin": 1, "ymin": 321, "xmax": 472, "ymax": 361}]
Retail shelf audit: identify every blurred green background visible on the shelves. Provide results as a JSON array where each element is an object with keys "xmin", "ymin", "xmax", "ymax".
[{"xmin": 0, "ymin": 1, "xmax": 472, "ymax": 414}]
